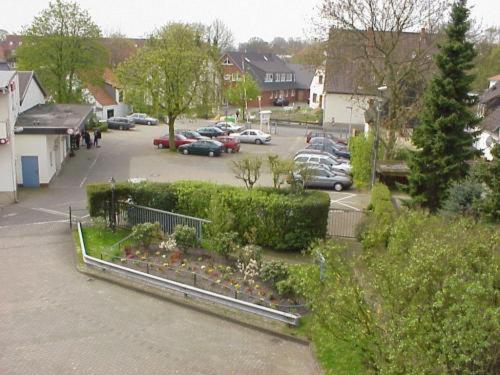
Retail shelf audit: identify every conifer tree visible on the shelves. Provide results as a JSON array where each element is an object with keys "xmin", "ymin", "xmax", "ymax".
[{"xmin": 408, "ymin": 0, "xmax": 479, "ymax": 212}]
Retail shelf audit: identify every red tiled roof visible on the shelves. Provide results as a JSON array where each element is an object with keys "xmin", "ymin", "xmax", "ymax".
[
  {"xmin": 86, "ymin": 84, "xmax": 116, "ymax": 106},
  {"xmin": 103, "ymin": 67, "xmax": 118, "ymax": 86},
  {"xmin": 488, "ymin": 73, "xmax": 500, "ymax": 81}
]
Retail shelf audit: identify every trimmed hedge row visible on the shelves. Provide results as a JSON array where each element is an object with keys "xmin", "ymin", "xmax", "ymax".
[{"xmin": 87, "ymin": 181, "xmax": 330, "ymax": 251}]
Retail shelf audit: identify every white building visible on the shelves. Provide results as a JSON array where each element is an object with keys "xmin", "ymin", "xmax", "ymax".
[
  {"xmin": 84, "ymin": 68, "xmax": 129, "ymax": 120},
  {"xmin": 0, "ymin": 70, "xmax": 92, "ymax": 203},
  {"xmin": 309, "ymin": 67, "xmax": 325, "ymax": 110}
]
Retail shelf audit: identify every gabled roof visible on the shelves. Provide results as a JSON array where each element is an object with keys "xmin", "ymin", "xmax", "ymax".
[
  {"xmin": 224, "ymin": 51, "xmax": 292, "ymax": 74},
  {"xmin": 0, "ymin": 70, "xmax": 16, "ymax": 88},
  {"xmin": 480, "ymin": 81, "xmax": 500, "ymax": 104},
  {"xmin": 286, "ymin": 64, "xmax": 315, "ymax": 89},
  {"xmin": 86, "ymin": 84, "xmax": 116, "ymax": 106},
  {"xmin": 480, "ymin": 106, "xmax": 500, "ymax": 133},
  {"xmin": 103, "ymin": 68, "xmax": 118, "ymax": 87},
  {"xmin": 17, "ymin": 71, "xmax": 47, "ymax": 103}
]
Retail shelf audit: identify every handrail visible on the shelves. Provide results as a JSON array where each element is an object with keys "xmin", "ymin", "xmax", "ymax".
[
  {"xmin": 77, "ymin": 222, "xmax": 300, "ymax": 326},
  {"xmin": 123, "ymin": 203, "xmax": 211, "ymax": 223}
]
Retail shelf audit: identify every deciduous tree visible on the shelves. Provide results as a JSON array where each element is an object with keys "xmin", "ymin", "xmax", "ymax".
[
  {"xmin": 226, "ymin": 74, "xmax": 259, "ymax": 121},
  {"xmin": 16, "ymin": 0, "xmax": 107, "ymax": 103}
]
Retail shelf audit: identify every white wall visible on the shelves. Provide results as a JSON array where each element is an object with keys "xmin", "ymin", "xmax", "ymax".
[
  {"xmin": 0, "ymin": 74, "xmax": 20, "ymax": 203},
  {"xmin": 309, "ymin": 68, "xmax": 325, "ymax": 110},
  {"xmin": 20, "ymin": 78, "xmax": 45, "ymax": 113},
  {"xmin": 323, "ymin": 93, "xmax": 374, "ymax": 125}
]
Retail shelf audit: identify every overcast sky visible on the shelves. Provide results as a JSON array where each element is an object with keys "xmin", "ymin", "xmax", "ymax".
[{"xmin": 2, "ymin": 0, "xmax": 499, "ymax": 43}]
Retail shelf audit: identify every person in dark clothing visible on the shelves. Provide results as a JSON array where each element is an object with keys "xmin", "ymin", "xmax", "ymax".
[
  {"xmin": 75, "ymin": 133, "xmax": 81, "ymax": 149},
  {"xmin": 85, "ymin": 131, "xmax": 91, "ymax": 149},
  {"xmin": 93, "ymin": 128, "xmax": 99, "ymax": 147}
]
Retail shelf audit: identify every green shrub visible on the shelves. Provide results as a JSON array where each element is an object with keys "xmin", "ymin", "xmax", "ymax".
[
  {"xmin": 260, "ymin": 260, "xmax": 289, "ymax": 285},
  {"xmin": 237, "ymin": 244, "xmax": 263, "ymax": 268},
  {"xmin": 130, "ymin": 222, "xmax": 162, "ymax": 249},
  {"xmin": 441, "ymin": 179, "xmax": 484, "ymax": 218},
  {"xmin": 349, "ymin": 133, "xmax": 373, "ymax": 188},
  {"xmin": 172, "ymin": 225, "xmax": 198, "ymax": 251},
  {"xmin": 97, "ymin": 122, "xmax": 108, "ymax": 132},
  {"xmin": 361, "ymin": 183, "xmax": 396, "ymax": 249},
  {"xmin": 87, "ymin": 180, "xmax": 330, "ymax": 251},
  {"xmin": 208, "ymin": 231, "xmax": 239, "ymax": 258}
]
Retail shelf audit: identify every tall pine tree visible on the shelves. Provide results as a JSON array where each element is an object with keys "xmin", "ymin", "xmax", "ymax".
[{"xmin": 408, "ymin": 0, "xmax": 479, "ymax": 212}]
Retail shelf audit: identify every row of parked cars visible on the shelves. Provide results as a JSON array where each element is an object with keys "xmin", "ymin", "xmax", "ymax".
[
  {"xmin": 153, "ymin": 124, "xmax": 272, "ymax": 157},
  {"xmin": 290, "ymin": 132, "xmax": 353, "ymax": 191}
]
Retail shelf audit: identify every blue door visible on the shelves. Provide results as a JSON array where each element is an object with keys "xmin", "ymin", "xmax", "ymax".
[{"xmin": 21, "ymin": 156, "xmax": 39, "ymax": 187}]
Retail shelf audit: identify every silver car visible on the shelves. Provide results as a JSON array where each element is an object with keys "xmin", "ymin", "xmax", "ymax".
[
  {"xmin": 294, "ymin": 153, "xmax": 352, "ymax": 174},
  {"xmin": 127, "ymin": 113, "xmax": 159, "ymax": 125},
  {"xmin": 233, "ymin": 129, "xmax": 271, "ymax": 144},
  {"xmin": 293, "ymin": 165, "xmax": 352, "ymax": 191}
]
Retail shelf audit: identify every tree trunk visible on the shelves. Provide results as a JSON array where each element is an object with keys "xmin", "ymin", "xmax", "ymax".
[{"xmin": 168, "ymin": 115, "xmax": 177, "ymax": 151}]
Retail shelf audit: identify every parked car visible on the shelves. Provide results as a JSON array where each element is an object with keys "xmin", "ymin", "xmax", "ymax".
[
  {"xmin": 307, "ymin": 141, "xmax": 350, "ymax": 159},
  {"xmin": 233, "ymin": 129, "xmax": 271, "ymax": 144},
  {"xmin": 306, "ymin": 131, "xmax": 348, "ymax": 145},
  {"xmin": 291, "ymin": 165, "xmax": 352, "ymax": 191},
  {"xmin": 127, "ymin": 113, "xmax": 159, "ymax": 125},
  {"xmin": 177, "ymin": 130, "xmax": 209, "ymax": 140},
  {"xmin": 294, "ymin": 153, "xmax": 352, "ymax": 174},
  {"xmin": 153, "ymin": 134, "xmax": 196, "ymax": 149},
  {"xmin": 216, "ymin": 136, "xmax": 241, "ymax": 153},
  {"xmin": 178, "ymin": 140, "xmax": 224, "ymax": 157},
  {"xmin": 197, "ymin": 126, "xmax": 227, "ymax": 138},
  {"xmin": 215, "ymin": 122, "xmax": 245, "ymax": 134},
  {"xmin": 107, "ymin": 117, "xmax": 135, "ymax": 130},
  {"xmin": 273, "ymin": 97, "xmax": 289, "ymax": 106},
  {"xmin": 310, "ymin": 136, "xmax": 349, "ymax": 151}
]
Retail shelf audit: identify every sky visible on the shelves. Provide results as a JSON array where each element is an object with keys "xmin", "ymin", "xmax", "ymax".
[{"xmin": 2, "ymin": 0, "xmax": 499, "ymax": 44}]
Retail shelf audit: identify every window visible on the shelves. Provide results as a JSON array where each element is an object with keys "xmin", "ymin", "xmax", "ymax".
[
  {"xmin": 310, "ymin": 157, "xmax": 320, "ymax": 163},
  {"xmin": 313, "ymin": 93, "xmax": 317, "ymax": 103},
  {"xmin": 291, "ymin": 89, "xmax": 295, "ymax": 97},
  {"xmin": 223, "ymin": 74, "xmax": 231, "ymax": 81},
  {"xmin": 295, "ymin": 157, "xmax": 308, "ymax": 162},
  {"xmin": 50, "ymin": 151, "xmax": 53, "ymax": 167},
  {"xmin": 281, "ymin": 73, "xmax": 286, "ymax": 82},
  {"xmin": 275, "ymin": 73, "xmax": 280, "ymax": 82},
  {"xmin": 318, "ymin": 75, "xmax": 323, "ymax": 84},
  {"xmin": 118, "ymin": 90, "xmax": 124, "ymax": 102},
  {"xmin": 270, "ymin": 91, "xmax": 274, "ymax": 99},
  {"xmin": 265, "ymin": 73, "xmax": 273, "ymax": 82},
  {"xmin": 231, "ymin": 73, "xmax": 237, "ymax": 81},
  {"xmin": 223, "ymin": 57, "xmax": 232, "ymax": 65},
  {"xmin": 286, "ymin": 73, "xmax": 292, "ymax": 82}
]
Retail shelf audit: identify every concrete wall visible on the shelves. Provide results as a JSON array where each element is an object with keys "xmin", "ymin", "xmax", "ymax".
[
  {"xmin": 0, "ymin": 73, "xmax": 20, "ymax": 203},
  {"xmin": 20, "ymin": 79, "xmax": 45, "ymax": 113},
  {"xmin": 323, "ymin": 93, "xmax": 374, "ymax": 125},
  {"xmin": 15, "ymin": 134, "xmax": 70, "ymax": 185},
  {"xmin": 309, "ymin": 69, "xmax": 324, "ymax": 109}
]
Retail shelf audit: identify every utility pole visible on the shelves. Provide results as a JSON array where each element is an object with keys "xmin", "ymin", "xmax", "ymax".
[{"xmin": 370, "ymin": 85, "xmax": 387, "ymax": 189}]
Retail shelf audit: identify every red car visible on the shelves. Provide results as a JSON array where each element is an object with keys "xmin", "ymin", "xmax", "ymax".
[
  {"xmin": 154, "ymin": 134, "xmax": 196, "ymax": 148},
  {"xmin": 216, "ymin": 136, "xmax": 240, "ymax": 153}
]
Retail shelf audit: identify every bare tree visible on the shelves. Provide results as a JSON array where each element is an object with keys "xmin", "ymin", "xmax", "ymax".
[
  {"xmin": 231, "ymin": 156, "xmax": 263, "ymax": 189},
  {"xmin": 206, "ymin": 19, "xmax": 234, "ymax": 53},
  {"xmin": 319, "ymin": 0, "xmax": 448, "ymax": 158}
]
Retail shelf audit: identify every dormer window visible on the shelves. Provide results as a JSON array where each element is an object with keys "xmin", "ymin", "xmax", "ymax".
[
  {"xmin": 275, "ymin": 73, "xmax": 280, "ymax": 82},
  {"xmin": 265, "ymin": 73, "xmax": 273, "ymax": 82},
  {"xmin": 222, "ymin": 57, "xmax": 232, "ymax": 65},
  {"xmin": 318, "ymin": 75, "xmax": 323, "ymax": 84},
  {"xmin": 281, "ymin": 73, "xmax": 286, "ymax": 81},
  {"xmin": 286, "ymin": 73, "xmax": 293, "ymax": 82}
]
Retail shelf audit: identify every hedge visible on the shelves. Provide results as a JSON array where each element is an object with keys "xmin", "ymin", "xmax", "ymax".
[{"xmin": 87, "ymin": 181, "xmax": 330, "ymax": 251}]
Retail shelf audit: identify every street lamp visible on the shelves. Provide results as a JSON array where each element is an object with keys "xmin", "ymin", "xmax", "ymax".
[
  {"xmin": 370, "ymin": 85, "xmax": 387, "ymax": 189},
  {"xmin": 109, "ymin": 177, "xmax": 116, "ymax": 232},
  {"xmin": 346, "ymin": 106, "xmax": 353, "ymax": 139}
]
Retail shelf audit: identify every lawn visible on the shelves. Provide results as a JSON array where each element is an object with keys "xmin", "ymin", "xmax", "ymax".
[
  {"xmin": 81, "ymin": 225, "xmax": 132, "ymax": 260},
  {"xmin": 269, "ymin": 107, "xmax": 322, "ymax": 124}
]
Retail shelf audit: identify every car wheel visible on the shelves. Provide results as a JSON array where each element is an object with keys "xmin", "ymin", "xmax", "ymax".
[
  {"xmin": 255, "ymin": 139, "xmax": 262, "ymax": 145},
  {"xmin": 119, "ymin": 125, "xmax": 124, "ymax": 130},
  {"xmin": 183, "ymin": 149, "xmax": 189, "ymax": 155},
  {"xmin": 208, "ymin": 151, "xmax": 214, "ymax": 157},
  {"xmin": 226, "ymin": 147, "xmax": 232, "ymax": 153},
  {"xmin": 334, "ymin": 183, "xmax": 343, "ymax": 192}
]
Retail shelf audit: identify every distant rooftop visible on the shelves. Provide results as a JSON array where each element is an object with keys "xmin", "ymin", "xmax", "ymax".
[{"xmin": 0, "ymin": 70, "xmax": 15, "ymax": 88}]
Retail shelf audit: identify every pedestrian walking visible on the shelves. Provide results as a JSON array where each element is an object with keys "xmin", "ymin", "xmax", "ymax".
[
  {"xmin": 93, "ymin": 128, "xmax": 99, "ymax": 147},
  {"xmin": 75, "ymin": 133, "xmax": 81, "ymax": 149}
]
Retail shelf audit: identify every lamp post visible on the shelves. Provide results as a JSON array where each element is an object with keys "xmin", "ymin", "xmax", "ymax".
[
  {"xmin": 346, "ymin": 106, "xmax": 353, "ymax": 139},
  {"xmin": 109, "ymin": 177, "xmax": 116, "ymax": 232},
  {"xmin": 370, "ymin": 85, "xmax": 387, "ymax": 189}
]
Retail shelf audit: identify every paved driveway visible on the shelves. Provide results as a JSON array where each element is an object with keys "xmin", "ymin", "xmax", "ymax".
[{"xmin": 0, "ymin": 222, "xmax": 319, "ymax": 375}]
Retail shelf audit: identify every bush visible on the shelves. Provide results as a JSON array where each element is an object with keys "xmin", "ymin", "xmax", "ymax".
[
  {"xmin": 208, "ymin": 231, "xmax": 239, "ymax": 258},
  {"xmin": 361, "ymin": 183, "xmax": 396, "ymax": 249},
  {"xmin": 97, "ymin": 122, "xmax": 108, "ymax": 133},
  {"xmin": 130, "ymin": 222, "xmax": 162, "ymax": 249},
  {"xmin": 260, "ymin": 260, "xmax": 289, "ymax": 284},
  {"xmin": 349, "ymin": 133, "xmax": 373, "ymax": 188},
  {"xmin": 237, "ymin": 244, "xmax": 263, "ymax": 268},
  {"xmin": 87, "ymin": 180, "xmax": 330, "ymax": 251},
  {"xmin": 441, "ymin": 179, "xmax": 484, "ymax": 218},
  {"xmin": 172, "ymin": 225, "xmax": 198, "ymax": 251}
]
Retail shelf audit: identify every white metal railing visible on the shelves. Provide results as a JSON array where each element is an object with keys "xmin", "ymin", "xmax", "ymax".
[{"xmin": 77, "ymin": 222, "xmax": 300, "ymax": 326}]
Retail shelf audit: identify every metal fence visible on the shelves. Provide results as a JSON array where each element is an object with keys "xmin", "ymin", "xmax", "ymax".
[
  {"xmin": 328, "ymin": 208, "xmax": 366, "ymax": 238},
  {"xmin": 115, "ymin": 202, "xmax": 210, "ymax": 239}
]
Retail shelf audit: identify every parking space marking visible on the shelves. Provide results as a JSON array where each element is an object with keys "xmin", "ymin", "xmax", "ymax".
[
  {"xmin": 330, "ymin": 193, "xmax": 362, "ymax": 211},
  {"xmin": 80, "ymin": 150, "xmax": 101, "ymax": 187},
  {"xmin": 33, "ymin": 207, "xmax": 83, "ymax": 219},
  {"xmin": 0, "ymin": 219, "xmax": 68, "ymax": 229}
]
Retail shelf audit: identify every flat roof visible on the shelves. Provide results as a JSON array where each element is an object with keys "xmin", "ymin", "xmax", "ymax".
[{"xmin": 15, "ymin": 103, "xmax": 93, "ymax": 134}]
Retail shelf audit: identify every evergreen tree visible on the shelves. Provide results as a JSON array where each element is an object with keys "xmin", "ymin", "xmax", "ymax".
[{"xmin": 408, "ymin": 0, "xmax": 479, "ymax": 212}]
